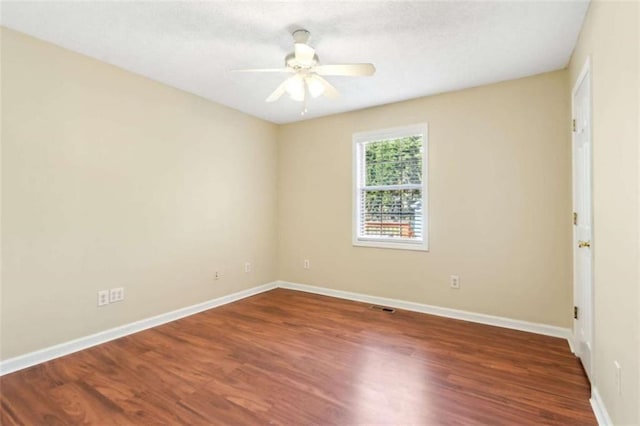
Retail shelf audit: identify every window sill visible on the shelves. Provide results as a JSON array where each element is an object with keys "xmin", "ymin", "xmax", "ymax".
[{"xmin": 353, "ymin": 239, "xmax": 429, "ymax": 252}]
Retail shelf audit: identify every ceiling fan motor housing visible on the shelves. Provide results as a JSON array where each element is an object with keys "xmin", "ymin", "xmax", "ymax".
[{"xmin": 285, "ymin": 52, "xmax": 319, "ymax": 70}]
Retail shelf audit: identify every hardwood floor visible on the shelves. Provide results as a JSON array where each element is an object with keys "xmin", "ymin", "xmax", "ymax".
[{"xmin": 1, "ymin": 288, "xmax": 595, "ymax": 425}]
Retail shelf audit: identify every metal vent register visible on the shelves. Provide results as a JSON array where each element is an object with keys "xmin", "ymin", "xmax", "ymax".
[{"xmin": 369, "ymin": 305, "xmax": 396, "ymax": 313}]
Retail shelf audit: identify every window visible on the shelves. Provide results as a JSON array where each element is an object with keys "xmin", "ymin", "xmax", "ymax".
[{"xmin": 353, "ymin": 124, "xmax": 428, "ymax": 251}]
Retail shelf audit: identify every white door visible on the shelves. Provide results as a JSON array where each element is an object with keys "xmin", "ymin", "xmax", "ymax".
[{"xmin": 572, "ymin": 59, "xmax": 593, "ymax": 382}]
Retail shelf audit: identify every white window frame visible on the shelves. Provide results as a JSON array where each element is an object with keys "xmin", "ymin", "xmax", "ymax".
[{"xmin": 352, "ymin": 123, "xmax": 429, "ymax": 251}]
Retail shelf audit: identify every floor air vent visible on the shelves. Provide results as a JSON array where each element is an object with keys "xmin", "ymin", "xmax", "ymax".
[{"xmin": 370, "ymin": 305, "xmax": 396, "ymax": 313}]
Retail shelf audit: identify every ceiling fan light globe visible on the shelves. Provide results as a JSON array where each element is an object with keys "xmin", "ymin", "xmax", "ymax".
[
  {"xmin": 289, "ymin": 91, "xmax": 305, "ymax": 102},
  {"xmin": 306, "ymin": 75, "xmax": 325, "ymax": 98},
  {"xmin": 285, "ymin": 74, "xmax": 305, "ymax": 101}
]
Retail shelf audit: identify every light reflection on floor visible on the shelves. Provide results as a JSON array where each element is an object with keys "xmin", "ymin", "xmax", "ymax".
[{"xmin": 350, "ymin": 341, "xmax": 432, "ymax": 424}]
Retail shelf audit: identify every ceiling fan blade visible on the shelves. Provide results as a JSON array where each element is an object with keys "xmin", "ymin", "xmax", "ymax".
[
  {"xmin": 231, "ymin": 68, "xmax": 291, "ymax": 73},
  {"xmin": 312, "ymin": 75, "xmax": 340, "ymax": 99},
  {"xmin": 265, "ymin": 77, "xmax": 291, "ymax": 102},
  {"xmin": 294, "ymin": 43, "xmax": 315, "ymax": 63},
  {"xmin": 314, "ymin": 63, "xmax": 376, "ymax": 77}
]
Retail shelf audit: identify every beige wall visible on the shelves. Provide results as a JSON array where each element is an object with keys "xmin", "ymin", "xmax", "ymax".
[
  {"xmin": 569, "ymin": 1, "xmax": 639, "ymax": 424},
  {"xmin": 1, "ymin": 28, "xmax": 278, "ymax": 359},
  {"xmin": 277, "ymin": 71, "xmax": 572, "ymax": 327}
]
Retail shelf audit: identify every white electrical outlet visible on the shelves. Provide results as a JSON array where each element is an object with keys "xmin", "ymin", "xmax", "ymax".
[
  {"xmin": 303, "ymin": 259, "xmax": 310, "ymax": 269},
  {"xmin": 244, "ymin": 262, "xmax": 252, "ymax": 273},
  {"xmin": 97, "ymin": 290, "xmax": 109, "ymax": 306},
  {"xmin": 109, "ymin": 287, "xmax": 124, "ymax": 303},
  {"xmin": 450, "ymin": 275, "xmax": 460, "ymax": 289},
  {"xmin": 614, "ymin": 361, "xmax": 621, "ymax": 395}
]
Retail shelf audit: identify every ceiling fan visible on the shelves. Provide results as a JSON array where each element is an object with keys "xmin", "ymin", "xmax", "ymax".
[{"xmin": 233, "ymin": 29, "xmax": 376, "ymax": 114}]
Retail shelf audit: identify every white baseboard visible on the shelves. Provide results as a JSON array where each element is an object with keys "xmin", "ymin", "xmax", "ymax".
[
  {"xmin": 590, "ymin": 387, "xmax": 612, "ymax": 426},
  {"xmin": 0, "ymin": 282, "xmax": 277, "ymax": 376},
  {"xmin": 0, "ymin": 280, "xmax": 574, "ymax": 376},
  {"xmin": 277, "ymin": 281, "xmax": 573, "ymax": 341}
]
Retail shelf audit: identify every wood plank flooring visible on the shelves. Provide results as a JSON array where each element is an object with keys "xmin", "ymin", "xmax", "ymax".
[{"xmin": 1, "ymin": 288, "xmax": 595, "ymax": 425}]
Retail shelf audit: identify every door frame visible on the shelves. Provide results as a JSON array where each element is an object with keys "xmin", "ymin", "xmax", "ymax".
[{"xmin": 571, "ymin": 56, "xmax": 594, "ymax": 380}]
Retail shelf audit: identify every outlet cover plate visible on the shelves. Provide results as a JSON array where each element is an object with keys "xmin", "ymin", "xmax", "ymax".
[
  {"xmin": 109, "ymin": 287, "xmax": 124, "ymax": 303},
  {"xmin": 98, "ymin": 290, "xmax": 109, "ymax": 306},
  {"xmin": 450, "ymin": 275, "xmax": 460, "ymax": 289}
]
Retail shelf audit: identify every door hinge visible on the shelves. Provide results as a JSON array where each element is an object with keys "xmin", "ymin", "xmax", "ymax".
[
  {"xmin": 574, "ymin": 306, "xmax": 579, "ymax": 320},
  {"xmin": 572, "ymin": 119, "xmax": 576, "ymax": 132},
  {"xmin": 573, "ymin": 212, "xmax": 578, "ymax": 225}
]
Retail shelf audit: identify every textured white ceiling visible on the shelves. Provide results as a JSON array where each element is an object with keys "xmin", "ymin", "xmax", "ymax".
[{"xmin": 1, "ymin": 1, "xmax": 589, "ymax": 124}]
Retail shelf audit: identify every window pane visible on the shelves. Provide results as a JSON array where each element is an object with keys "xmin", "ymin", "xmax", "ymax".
[
  {"xmin": 361, "ymin": 189, "xmax": 422, "ymax": 239},
  {"xmin": 365, "ymin": 136, "xmax": 422, "ymax": 186}
]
